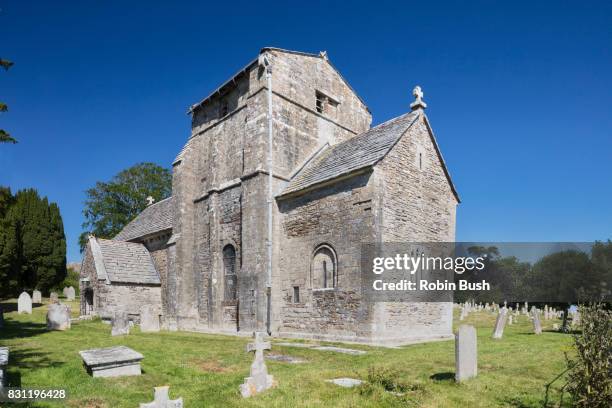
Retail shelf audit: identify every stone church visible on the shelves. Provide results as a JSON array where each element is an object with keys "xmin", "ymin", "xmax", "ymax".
[{"xmin": 80, "ymin": 47, "xmax": 459, "ymax": 345}]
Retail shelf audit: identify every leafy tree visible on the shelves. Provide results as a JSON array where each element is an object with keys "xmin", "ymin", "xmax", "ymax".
[
  {"xmin": 0, "ymin": 57, "xmax": 17, "ymax": 144},
  {"xmin": 79, "ymin": 162, "xmax": 172, "ymax": 250}
]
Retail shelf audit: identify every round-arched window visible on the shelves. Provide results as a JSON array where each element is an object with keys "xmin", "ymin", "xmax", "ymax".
[
  {"xmin": 223, "ymin": 244, "xmax": 237, "ymax": 300},
  {"xmin": 312, "ymin": 244, "xmax": 337, "ymax": 289}
]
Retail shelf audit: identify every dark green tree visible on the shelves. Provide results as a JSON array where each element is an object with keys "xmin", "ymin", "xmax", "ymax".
[
  {"xmin": 0, "ymin": 57, "xmax": 17, "ymax": 144},
  {"xmin": 79, "ymin": 162, "xmax": 172, "ymax": 250}
]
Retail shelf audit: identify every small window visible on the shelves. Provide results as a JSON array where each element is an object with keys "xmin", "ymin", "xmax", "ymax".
[
  {"xmin": 312, "ymin": 244, "xmax": 337, "ymax": 289},
  {"xmin": 315, "ymin": 91, "xmax": 326, "ymax": 114},
  {"xmin": 419, "ymin": 153, "xmax": 423, "ymax": 170},
  {"xmin": 293, "ymin": 286, "xmax": 300, "ymax": 303},
  {"xmin": 223, "ymin": 244, "xmax": 237, "ymax": 300},
  {"xmin": 220, "ymin": 101, "xmax": 229, "ymax": 117}
]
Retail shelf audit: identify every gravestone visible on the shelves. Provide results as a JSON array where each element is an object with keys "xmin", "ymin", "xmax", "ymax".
[
  {"xmin": 140, "ymin": 386, "xmax": 183, "ymax": 408},
  {"xmin": 49, "ymin": 292, "xmax": 59, "ymax": 304},
  {"xmin": 492, "ymin": 307, "xmax": 508, "ymax": 339},
  {"xmin": 47, "ymin": 303, "xmax": 71, "ymax": 331},
  {"xmin": 79, "ymin": 346, "xmax": 143, "ymax": 378},
  {"xmin": 140, "ymin": 305, "xmax": 160, "ymax": 333},
  {"xmin": 32, "ymin": 290, "xmax": 42, "ymax": 304},
  {"xmin": 572, "ymin": 311, "xmax": 581, "ymax": 328},
  {"xmin": 64, "ymin": 287, "xmax": 76, "ymax": 301},
  {"xmin": 326, "ymin": 378, "xmax": 363, "ymax": 388},
  {"xmin": 531, "ymin": 307, "xmax": 542, "ymax": 335},
  {"xmin": 508, "ymin": 315, "xmax": 513, "ymax": 325},
  {"xmin": 0, "ymin": 347, "xmax": 8, "ymax": 388},
  {"xmin": 111, "ymin": 311, "xmax": 130, "ymax": 336},
  {"xmin": 17, "ymin": 291, "xmax": 32, "ymax": 314},
  {"xmin": 312, "ymin": 346, "xmax": 366, "ymax": 355},
  {"xmin": 240, "ymin": 332, "xmax": 275, "ymax": 398},
  {"xmin": 455, "ymin": 325, "xmax": 477, "ymax": 382}
]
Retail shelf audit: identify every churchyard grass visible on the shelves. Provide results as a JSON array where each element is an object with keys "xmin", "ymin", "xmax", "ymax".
[{"xmin": 1, "ymin": 299, "xmax": 573, "ymax": 407}]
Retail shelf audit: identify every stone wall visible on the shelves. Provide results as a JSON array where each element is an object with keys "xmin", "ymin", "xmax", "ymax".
[{"xmin": 95, "ymin": 283, "xmax": 162, "ymax": 321}]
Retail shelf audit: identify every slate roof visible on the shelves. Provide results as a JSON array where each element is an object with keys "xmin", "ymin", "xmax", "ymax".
[
  {"xmin": 92, "ymin": 237, "xmax": 161, "ymax": 285},
  {"xmin": 114, "ymin": 197, "xmax": 173, "ymax": 241},
  {"xmin": 281, "ymin": 111, "xmax": 420, "ymax": 196}
]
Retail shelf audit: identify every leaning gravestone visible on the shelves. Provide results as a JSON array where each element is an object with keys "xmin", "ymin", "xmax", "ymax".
[
  {"xmin": 47, "ymin": 304, "xmax": 71, "ymax": 331},
  {"xmin": 79, "ymin": 345, "xmax": 143, "ymax": 378},
  {"xmin": 32, "ymin": 290, "xmax": 42, "ymax": 304},
  {"xmin": 0, "ymin": 347, "xmax": 8, "ymax": 388},
  {"xmin": 455, "ymin": 325, "xmax": 477, "ymax": 382},
  {"xmin": 240, "ymin": 331, "xmax": 275, "ymax": 398},
  {"xmin": 17, "ymin": 292, "xmax": 32, "ymax": 314},
  {"xmin": 111, "ymin": 311, "xmax": 130, "ymax": 336},
  {"xmin": 64, "ymin": 287, "xmax": 76, "ymax": 301},
  {"xmin": 492, "ymin": 307, "xmax": 508, "ymax": 339},
  {"xmin": 140, "ymin": 386, "xmax": 183, "ymax": 408},
  {"xmin": 49, "ymin": 292, "xmax": 59, "ymax": 304},
  {"xmin": 140, "ymin": 305, "xmax": 160, "ymax": 333},
  {"xmin": 531, "ymin": 306, "xmax": 542, "ymax": 335}
]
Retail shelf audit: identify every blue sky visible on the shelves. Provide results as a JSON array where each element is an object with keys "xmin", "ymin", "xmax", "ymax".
[{"xmin": 1, "ymin": 1, "xmax": 611, "ymax": 263}]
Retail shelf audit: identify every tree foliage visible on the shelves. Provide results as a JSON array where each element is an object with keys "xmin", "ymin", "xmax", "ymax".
[
  {"xmin": 0, "ymin": 57, "xmax": 17, "ymax": 144},
  {"xmin": 79, "ymin": 162, "xmax": 172, "ymax": 250},
  {"xmin": 0, "ymin": 188, "xmax": 66, "ymax": 297}
]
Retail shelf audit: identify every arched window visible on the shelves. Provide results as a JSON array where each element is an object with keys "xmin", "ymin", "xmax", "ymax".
[
  {"xmin": 312, "ymin": 244, "xmax": 337, "ymax": 289},
  {"xmin": 223, "ymin": 245, "xmax": 237, "ymax": 301}
]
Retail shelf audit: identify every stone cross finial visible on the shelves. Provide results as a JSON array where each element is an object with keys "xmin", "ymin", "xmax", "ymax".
[
  {"xmin": 410, "ymin": 85, "xmax": 427, "ymax": 111},
  {"xmin": 139, "ymin": 386, "xmax": 183, "ymax": 408},
  {"xmin": 146, "ymin": 196, "xmax": 155, "ymax": 206}
]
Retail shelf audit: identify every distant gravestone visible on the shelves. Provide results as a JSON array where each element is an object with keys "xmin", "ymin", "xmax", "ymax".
[
  {"xmin": 326, "ymin": 378, "xmax": 363, "ymax": 388},
  {"xmin": 492, "ymin": 307, "xmax": 508, "ymax": 339},
  {"xmin": 508, "ymin": 315, "xmax": 513, "ymax": 325},
  {"xmin": 240, "ymin": 332, "xmax": 275, "ymax": 398},
  {"xmin": 111, "ymin": 311, "xmax": 130, "ymax": 336},
  {"xmin": 32, "ymin": 290, "xmax": 42, "ymax": 304},
  {"xmin": 49, "ymin": 292, "xmax": 59, "ymax": 304},
  {"xmin": 17, "ymin": 292, "xmax": 32, "ymax": 314},
  {"xmin": 47, "ymin": 304, "xmax": 71, "ymax": 331},
  {"xmin": 572, "ymin": 312, "xmax": 581, "ymax": 328},
  {"xmin": 0, "ymin": 347, "xmax": 8, "ymax": 388},
  {"xmin": 64, "ymin": 287, "xmax": 75, "ymax": 301},
  {"xmin": 139, "ymin": 386, "xmax": 183, "ymax": 408},
  {"xmin": 79, "ymin": 345, "xmax": 143, "ymax": 378},
  {"xmin": 455, "ymin": 325, "xmax": 477, "ymax": 382},
  {"xmin": 531, "ymin": 307, "xmax": 542, "ymax": 335},
  {"xmin": 139, "ymin": 305, "xmax": 160, "ymax": 333}
]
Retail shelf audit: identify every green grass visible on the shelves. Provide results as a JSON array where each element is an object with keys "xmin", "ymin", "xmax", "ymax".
[{"xmin": 0, "ymin": 300, "xmax": 574, "ymax": 407}]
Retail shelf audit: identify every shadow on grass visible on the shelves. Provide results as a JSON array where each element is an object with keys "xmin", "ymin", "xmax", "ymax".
[
  {"xmin": 429, "ymin": 372, "xmax": 454, "ymax": 382},
  {"xmin": 0, "ymin": 319, "xmax": 48, "ymax": 341}
]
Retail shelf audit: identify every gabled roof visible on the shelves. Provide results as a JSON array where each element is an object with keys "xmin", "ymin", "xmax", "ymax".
[
  {"xmin": 188, "ymin": 47, "xmax": 370, "ymax": 114},
  {"xmin": 90, "ymin": 237, "xmax": 160, "ymax": 285},
  {"xmin": 114, "ymin": 197, "xmax": 173, "ymax": 241},
  {"xmin": 280, "ymin": 111, "xmax": 420, "ymax": 197}
]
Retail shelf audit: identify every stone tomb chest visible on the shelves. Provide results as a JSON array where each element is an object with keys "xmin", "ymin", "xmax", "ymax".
[{"xmin": 79, "ymin": 346, "xmax": 143, "ymax": 378}]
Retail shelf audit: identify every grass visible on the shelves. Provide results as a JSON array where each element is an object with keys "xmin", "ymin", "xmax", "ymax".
[{"xmin": 0, "ymin": 299, "xmax": 574, "ymax": 407}]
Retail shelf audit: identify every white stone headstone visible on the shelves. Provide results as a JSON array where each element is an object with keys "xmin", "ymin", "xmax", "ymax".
[
  {"xmin": 140, "ymin": 305, "xmax": 160, "ymax": 333},
  {"xmin": 49, "ymin": 292, "xmax": 59, "ymax": 304},
  {"xmin": 492, "ymin": 307, "xmax": 508, "ymax": 339},
  {"xmin": 47, "ymin": 303, "xmax": 71, "ymax": 331},
  {"xmin": 240, "ymin": 331, "xmax": 275, "ymax": 398},
  {"xmin": 32, "ymin": 290, "xmax": 42, "ymax": 304},
  {"xmin": 531, "ymin": 306, "xmax": 542, "ymax": 335},
  {"xmin": 17, "ymin": 292, "xmax": 32, "ymax": 314},
  {"xmin": 0, "ymin": 346, "xmax": 8, "ymax": 388},
  {"xmin": 111, "ymin": 311, "xmax": 130, "ymax": 336},
  {"xmin": 140, "ymin": 386, "xmax": 183, "ymax": 408},
  {"xmin": 455, "ymin": 325, "xmax": 477, "ymax": 382},
  {"xmin": 64, "ymin": 286, "xmax": 76, "ymax": 301}
]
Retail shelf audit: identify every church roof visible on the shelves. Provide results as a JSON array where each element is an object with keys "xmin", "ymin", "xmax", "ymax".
[
  {"xmin": 114, "ymin": 197, "xmax": 174, "ymax": 241},
  {"xmin": 280, "ymin": 111, "xmax": 420, "ymax": 197},
  {"xmin": 90, "ymin": 237, "xmax": 161, "ymax": 285}
]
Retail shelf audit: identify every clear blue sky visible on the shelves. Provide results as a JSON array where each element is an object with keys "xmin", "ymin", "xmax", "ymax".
[{"xmin": 1, "ymin": 1, "xmax": 611, "ymax": 263}]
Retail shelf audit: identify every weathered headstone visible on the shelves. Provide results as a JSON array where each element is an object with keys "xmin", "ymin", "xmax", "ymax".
[
  {"xmin": 139, "ymin": 305, "xmax": 160, "ymax": 333},
  {"xmin": 79, "ymin": 346, "xmax": 143, "ymax": 378},
  {"xmin": 240, "ymin": 332, "xmax": 275, "ymax": 398},
  {"xmin": 47, "ymin": 303, "xmax": 71, "ymax": 331},
  {"xmin": 455, "ymin": 325, "xmax": 477, "ymax": 382},
  {"xmin": 17, "ymin": 291, "xmax": 32, "ymax": 314},
  {"xmin": 492, "ymin": 307, "xmax": 508, "ymax": 339},
  {"xmin": 140, "ymin": 386, "xmax": 183, "ymax": 408},
  {"xmin": 64, "ymin": 287, "xmax": 76, "ymax": 301},
  {"xmin": 111, "ymin": 311, "xmax": 130, "ymax": 336},
  {"xmin": 49, "ymin": 292, "xmax": 59, "ymax": 304},
  {"xmin": 531, "ymin": 306, "xmax": 542, "ymax": 335},
  {"xmin": 32, "ymin": 290, "xmax": 42, "ymax": 304},
  {"xmin": 508, "ymin": 315, "xmax": 513, "ymax": 325},
  {"xmin": 326, "ymin": 378, "xmax": 363, "ymax": 388},
  {"xmin": 0, "ymin": 347, "xmax": 8, "ymax": 388}
]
